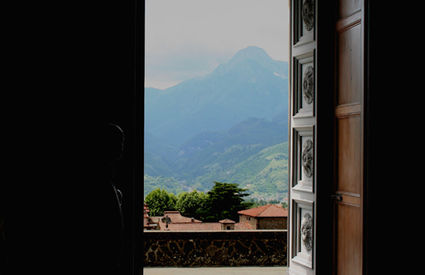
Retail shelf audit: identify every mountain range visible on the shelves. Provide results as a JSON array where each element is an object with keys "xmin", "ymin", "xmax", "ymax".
[{"xmin": 144, "ymin": 46, "xmax": 289, "ymax": 201}]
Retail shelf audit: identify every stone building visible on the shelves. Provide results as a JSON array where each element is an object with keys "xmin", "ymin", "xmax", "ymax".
[
  {"xmin": 143, "ymin": 209, "xmax": 239, "ymax": 231},
  {"xmin": 143, "ymin": 205, "xmax": 287, "ymax": 231},
  {"xmin": 237, "ymin": 204, "xmax": 288, "ymax": 230},
  {"xmin": 143, "ymin": 204, "xmax": 159, "ymax": 230},
  {"xmin": 155, "ymin": 211, "xmax": 238, "ymax": 231},
  {"xmin": 219, "ymin": 219, "xmax": 235, "ymax": 230}
]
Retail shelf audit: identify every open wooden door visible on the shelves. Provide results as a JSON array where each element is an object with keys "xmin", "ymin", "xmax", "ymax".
[
  {"xmin": 289, "ymin": 0, "xmax": 365, "ymax": 274},
  {"xmin": 332, "ymin": 0, "xmax": 365, "ymax": 274},
  {"xmin": 289, "ymin": 1, "xmax": 318, "ymax": 274}
]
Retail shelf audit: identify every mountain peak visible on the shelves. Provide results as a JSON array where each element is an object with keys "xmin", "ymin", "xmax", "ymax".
[
  {"xmin": 212, "ymin": 46, "xmax": 286, "ymax": 78},
  {"xmin": 230, "ymin": 46, "xmax": 272, "ymax": 63}
]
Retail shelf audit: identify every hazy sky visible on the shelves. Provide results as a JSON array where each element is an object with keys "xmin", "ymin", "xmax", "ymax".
[{"xmin": 145, "ymin": 0, "xmax": 289, "ymax": 89}]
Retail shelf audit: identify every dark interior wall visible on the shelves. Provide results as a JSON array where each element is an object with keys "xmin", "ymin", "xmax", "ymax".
[
  {"xmin": 3, "ymin": 1, "xmax": 142, "ymax": 274},
  {"xmin": 365, "ymin": 2, "xmax": 422, "ymax": 274}
]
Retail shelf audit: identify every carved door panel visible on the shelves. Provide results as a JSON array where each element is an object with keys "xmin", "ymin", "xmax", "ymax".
[
  {"xmin": 289, "ymin": 0, "xmax": 316, "ymax": 274},
  {"xmin": 333, "ymin": 0, "xmax": 364, "ymax": 274},
  {"xmin": 290, "ymin": 0, "xmax": 365, "ymax": 274}
]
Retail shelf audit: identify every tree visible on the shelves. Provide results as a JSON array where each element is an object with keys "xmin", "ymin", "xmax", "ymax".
[
  {"xmin": 175, "ymin": 190, "xmax": 208, "ymax": 220},
  {"xmin": 245, "ymin": 198, "xmax": 268, "ymax": 208},
  {"xmin": 203, "ymin": 182, "xmax": 253, "ymax": 222},
  {"xmin": 144, "ymin": 188, "xmax": 177, "ymax": 216}
]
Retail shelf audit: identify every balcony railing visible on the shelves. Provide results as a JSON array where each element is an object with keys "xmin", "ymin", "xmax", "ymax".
[{"xmin": 144, "ymin": 230, "xmax": 287, "ymax": 267}]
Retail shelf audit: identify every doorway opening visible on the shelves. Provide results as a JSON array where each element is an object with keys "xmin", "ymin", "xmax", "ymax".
[{"xmin": 143, "ymin": 0, "xmax": 290, "ymax": 272}]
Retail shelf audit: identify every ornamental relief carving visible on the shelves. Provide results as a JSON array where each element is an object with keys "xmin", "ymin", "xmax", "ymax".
[
  {"xmin": 302, "ymin": 0, "xmax": 314, "ymax": 31},
  {"xmin": 301, "ymin": 212, "xmax": 313, "ymax": 251},
  {"xmin": 302, "ymin": 139, "xmax": 313, "ymax": 178},
  {"xmin": 303, "ymin": 65, "xmax": 314, "ymax": 105}
]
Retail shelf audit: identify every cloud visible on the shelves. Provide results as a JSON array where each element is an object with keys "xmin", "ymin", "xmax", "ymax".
[
  {"xmin": 145, "ymin": 0, "xmax": 289, "ymax": 88},
  {"xmin": 145, "ymin": 46, "xmax": 234, "ymax": 88}
]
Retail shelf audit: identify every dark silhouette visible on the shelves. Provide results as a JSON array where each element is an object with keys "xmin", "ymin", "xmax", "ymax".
[
  {"xmin": 2, "ymin": 122, "xmax": 127, "ymax": 275},
  {"xmin": 3, "ymin": 0, "xmax": 137, "ymax": 273},
  {"xmin": 59, "ymin": 122, "xmax": 127, "ymax": 274},
  {"xmin": 97, "ymin": 123, "xmax": 126, "ymax": 273}
]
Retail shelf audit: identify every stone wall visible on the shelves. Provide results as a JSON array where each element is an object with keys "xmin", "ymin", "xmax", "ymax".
[
  {"xmin": 258, "ymin": 217, "xmax": 288, "ymax": 229},
  {"xmin": 144, "ymin": 230, "xmax": 287, "ymax": 267},
  {"xmin": 239, "ymin": 215, "xmax": 258, "ymax": 228}
]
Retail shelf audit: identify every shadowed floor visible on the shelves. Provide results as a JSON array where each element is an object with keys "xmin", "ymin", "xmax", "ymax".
[{"xmin": 143, "ymin": 266, "xmax": 288, "ymax": 275}]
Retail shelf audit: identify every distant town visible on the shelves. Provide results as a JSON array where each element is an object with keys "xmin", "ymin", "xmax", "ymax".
[
  {"xmin": 144, "ymin": 204, "xmax": 287, "ymax": 231},
  {"xmin": 143, "ymin": 182, "xmax": 288, "ymax": 231}
]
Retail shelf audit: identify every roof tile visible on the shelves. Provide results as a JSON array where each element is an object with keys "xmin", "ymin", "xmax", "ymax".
[{"xmin": 238, "ymin": 204, "xmax": 288, "ymax": 217}]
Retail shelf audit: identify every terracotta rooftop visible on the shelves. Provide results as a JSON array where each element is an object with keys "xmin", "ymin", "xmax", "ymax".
[
  {"xmin": 219, "ymin": 219, "xmax": 236, "ymax": 224},
  {"xmin": 238, "ymin": 204, "xmax": 288, "ymax": 218},
  {"xmin": 153, "ymin": 211, "xmax": 237, "ymax": 231},
  {"xmin": 162, "ymin": 211, "xmax": 202, "ymax": 223},
  {"xmin": 165, "ymin": 222, "xmax": 222, "ymax": 231}
]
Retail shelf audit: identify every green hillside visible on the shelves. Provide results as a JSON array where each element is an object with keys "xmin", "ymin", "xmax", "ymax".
[
  {"xmin": 144, "ymin": 142, "xmax": 288, "ymax": 201},
  {"xmin": 144, "ymin": 175, "xmax": 191, "ymax": 197},
  {"xmin": 144, "ymin": 46, "xmax": 289, "ymax": 202},
  {"xmin": 193, "ymin": 142, "xmax": 288, "ymax": 201}
]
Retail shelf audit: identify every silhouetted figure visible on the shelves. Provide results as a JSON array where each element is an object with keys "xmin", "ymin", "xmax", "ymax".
[
  {"xmin": 98, "ymin": 123, "xmax": 125, "ymax": 273},
  {"xmin": 73, "ymin": 122, "xmax": 126, "ymax": 274},
  {"xmin": 2, "ymin": 123, "xmax": 127, "ymax": 275}
]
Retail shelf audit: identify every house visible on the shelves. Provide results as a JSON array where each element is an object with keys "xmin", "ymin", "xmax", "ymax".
[
  {"xmin": 143, "ymin": 205, "xmax": 288, "ymax": 231},
  {"xmin": 156, "ymin": 211, "xmax": 237, "ymax": 231},
  {"xmin": 237, "ymin": 204, "xmax": 288, "ymax": 230},
  {"xmin": 144, "ymin": 209, "xmax": 238, "ymax": 231},
  {"xmin": 219, "ymin": 219, "xmax": 236, "ymax": 230},
  {"xmin": 143, "ymin": 204, "xmax": 159, "ymax": 230}
]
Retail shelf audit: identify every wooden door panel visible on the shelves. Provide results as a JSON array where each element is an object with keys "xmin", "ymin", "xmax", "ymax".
[
  {"xmin": 338, "ymin": 24, "xmax": 362, "ymax": 105},
  {"xmin": 334, "ymin": 0, "xmax": 364, "ymax": 274},
  {"xmin": 337, "ymin": 115, "xmax": 361, "ymax": 195},
  {"xmin": 337, "ymin": 203, "xmax": 362, "ymax": 275},
  {"xmin": 338, "ymin": 0, "xmax": 362, "ymax": 19},
  {"xmin": 290, "ymin": 1, "xmax": 365, "ymax": 274},
  {"xmin": 289, "ymin": 1, "xmax": 317, "ymax": 274}
]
